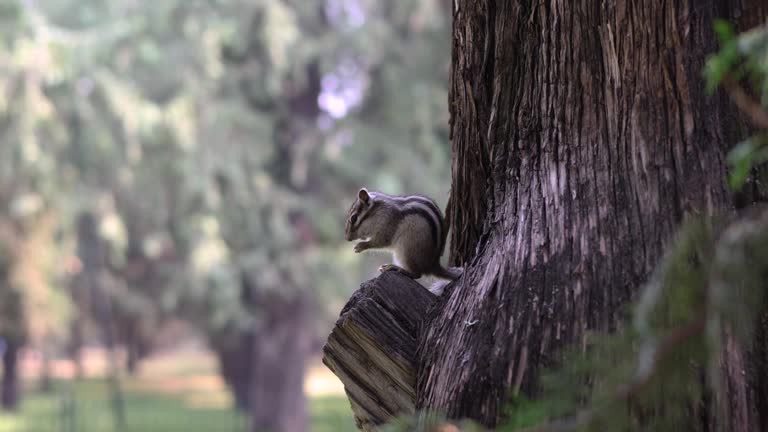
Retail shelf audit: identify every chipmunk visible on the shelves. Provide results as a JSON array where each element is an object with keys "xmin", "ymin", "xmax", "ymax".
[{"xmin": 344, "ymin": 188, "xmax": 462, "ymax": 285}]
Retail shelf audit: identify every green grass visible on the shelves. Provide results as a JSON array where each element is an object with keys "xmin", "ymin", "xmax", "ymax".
[
  {"xmin": 0, "ymin": 380, "xmax": 355, "ymax": 432},
  {"xmin": 310, "ymin": 395, "xmax": 357, "ymax": 432}
]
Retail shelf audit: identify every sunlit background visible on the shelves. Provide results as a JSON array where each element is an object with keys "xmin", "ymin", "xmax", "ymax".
[{"xmin": 0, "ymin": 0, "xmax": 450, "ymax": 430}]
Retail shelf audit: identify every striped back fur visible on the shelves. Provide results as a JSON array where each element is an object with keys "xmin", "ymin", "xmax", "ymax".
[
  {"xmin": 345, "ymin": 188, "xmax": 446, "ymax": 255},
  {"xmin": 369, "ymin": 192, "xmax": 446, "ymax": 254}
]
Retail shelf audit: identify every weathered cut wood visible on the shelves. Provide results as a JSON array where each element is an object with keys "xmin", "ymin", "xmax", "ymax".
[{"xmin": 322, "ymin": 271, "xmax": 436, "ymax": 431}]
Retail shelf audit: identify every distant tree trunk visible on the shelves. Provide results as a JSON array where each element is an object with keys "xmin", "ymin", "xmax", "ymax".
[
  {"xmin": 39, "ymin": 348, "xmax": 52, "ymax": 393},
  {"xmin": 68, "ymin": 317, "xmax": 85, "ymax": 379},
  {"xmin": 249, "ymin": 294, "xmax": 313, "ymax": 432},
  {"xmin": 1, "ymin": 340, "xmax": 20, "ymax": 410},
  {"xmin": 126, "ymin": 343, "xmax": 140, "ymax": 376},
  {"xmin": 213, "ymin": 288, "xmax": 314, "ymax": 432},
  {"xmin": 77, "ymin": 212, "xmax": 126, "ymax": 429},
  {"xmin": 417, "ymin": 0, "xmax": 767, "ymax": 428},
  {"xmin": 124, "ymin": 322, "xmax": 150, "ymax": 376},
  {"xmin": 214, "ymin": 333, "xmax": 253, "ymax": 411}
]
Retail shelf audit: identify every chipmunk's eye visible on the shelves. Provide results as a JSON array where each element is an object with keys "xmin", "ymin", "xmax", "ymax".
[{"xmin": 350, "ymin": 214, "xmax": 358, "ymax": 224}]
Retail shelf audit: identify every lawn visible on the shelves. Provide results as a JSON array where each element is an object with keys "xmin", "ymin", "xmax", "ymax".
[
  {"xmin": 0, "ymin": 351, "xmax": 356, "ymax": 432},
  {"xmin": 0, "ymin": 379, "xmax": 355, "ymax": 432}
]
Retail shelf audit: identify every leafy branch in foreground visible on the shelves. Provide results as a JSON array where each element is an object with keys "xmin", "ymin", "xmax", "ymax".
[
  {"xmin": 500, "ymin": 209, "xmax": 768, "ymax": 432},
  {"xmin": 704, "ymin": 20, "xmax": 768, "ymax": 191}
]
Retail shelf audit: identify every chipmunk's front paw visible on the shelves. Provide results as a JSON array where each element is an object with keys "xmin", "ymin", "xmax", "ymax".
[
  {"xmin": 378, "ymin": 264, "xmax": 398, "ymax": 273},
  {"xmin": 354, "ymin": 241, "xmax": 369, "ymax": 253}
]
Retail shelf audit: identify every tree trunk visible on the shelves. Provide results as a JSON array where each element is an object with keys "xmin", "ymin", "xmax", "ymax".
[
  {"xmin": 417, "ymin": 0, "xmax": 767, "ymax": 428},
  {"xmin": 124, "ymin": 324, "xmax": 151, "ymax": 377},
  {"xmin": 214, "ymin": 333, "xmax": 253, "ymax": 411},
  {"xmin": 1, "ymin": 340, "xmax": 20, "ymax": 410},
  {"xmin": 126, "ymin": 343, "xmax": 140, "ymax": 376},
  {"xmin": 39, "ymin": 348, "xmax": 52, "ymax": 393},
  {"xmin": 68, "ymin": 289, "xmax": 87, "ymax": 380},
  {"xmin": 318, "ymin": 1, "xmax": 768, "ymax": 430},
  {"xmin": 77, "ymin": 212, "xmax": 126, "ymax": 429},
  {"xmin": 753, "ymin": 306, "xmax": 768, "ymax": 429},
  {"xmin": 249, "ymin": 294, "xmax": 314, "ymax": 432}
]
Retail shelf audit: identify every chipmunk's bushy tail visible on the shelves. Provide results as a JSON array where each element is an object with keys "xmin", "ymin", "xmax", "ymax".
[
  {"xmin": 428, "ymin": 265, "xmax": 463, "ymax": 295},
  {"xmin": 432, "ymin": 265, "xmax": 463, "ymax": 281}
]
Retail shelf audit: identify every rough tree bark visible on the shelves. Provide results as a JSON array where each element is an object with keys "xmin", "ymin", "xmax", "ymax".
[
  {"xmin": 419, "ymin": 0, "xmax": 767, "ymax": 428},
  {"xmin": 323, "ymin": 1, "xmax": 768, "ymax": 430}
]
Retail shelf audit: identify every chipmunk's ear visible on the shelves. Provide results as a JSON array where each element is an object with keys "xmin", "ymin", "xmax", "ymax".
[{"xmin": 358, "ymin": 188, "xmax": 370, "ymax": 203}]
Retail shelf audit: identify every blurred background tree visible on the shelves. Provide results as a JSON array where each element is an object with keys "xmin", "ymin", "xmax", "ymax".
[{"xmin": 0, "ymin": 0, "xmax": 450, "ymax": 430}]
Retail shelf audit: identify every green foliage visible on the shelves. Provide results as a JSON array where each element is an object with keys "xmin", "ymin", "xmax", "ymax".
[
  {"xmin": 499, "ymin": 212, "xmax": 768, "ymax": 431},
  {"xmin": 705, "ymin": 20, "xmax": 739, "ymax": 95},
  {"xmin": 726, "ymin": 134, "xmax": 768, "ymax": 190},
  {"xmin": 705, "ymin": 21, "xmax": 768, "ymax": 190},
  {"xmin": 0, "ymin": 0, "xmax": 451, "ymax": 411}
]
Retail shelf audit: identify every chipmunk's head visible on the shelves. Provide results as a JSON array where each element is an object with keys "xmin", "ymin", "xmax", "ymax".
[{"xmin": 344, "ymin": 188, "xmax": 376, "ymax": 241}]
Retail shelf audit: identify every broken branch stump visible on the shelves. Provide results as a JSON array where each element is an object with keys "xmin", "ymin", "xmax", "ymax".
[{"xmin": 322, "ymin": 271, "xmax": 436, "ymax": 431}]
